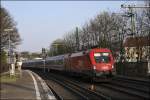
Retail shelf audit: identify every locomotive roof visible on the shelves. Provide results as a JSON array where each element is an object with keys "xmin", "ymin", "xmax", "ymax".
[
  {"xmin": 70, "ymin": 48, "xmax": 111, "ymax": 57},
  {"xmin": 90, "ymin": 48, "xmax": 111, "ymax": 52}
]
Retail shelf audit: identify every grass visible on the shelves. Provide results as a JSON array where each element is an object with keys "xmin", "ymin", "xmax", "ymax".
[{"xmin": 0, "ymin": 74, "xmax": 18, "ymax": 83}]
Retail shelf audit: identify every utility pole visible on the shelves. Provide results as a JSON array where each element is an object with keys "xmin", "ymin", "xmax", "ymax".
[
  {"xmin": 121, "ymin": 4, "xmax": 150, "ymax": 36},
  {"xmin": 75, "ymin": 27, "xmax": 79, "ymax": 51},
  {"xmin": 4, "ymin": 28, "xmax": 15, "ymax": 76},
  {"xmin": 121, "ymin": 5, "xmax": 135, "ymax": 36}
]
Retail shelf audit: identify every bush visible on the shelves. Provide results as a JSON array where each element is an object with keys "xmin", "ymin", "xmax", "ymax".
[{"xmin": 0, "ymin": 51, "xmax": 9, "ymax": 73}]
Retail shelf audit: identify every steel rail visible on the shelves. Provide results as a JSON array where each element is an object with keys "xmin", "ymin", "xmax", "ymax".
[
  {"xmin": 114, "ymin": 76, "xmax": 150, "ymax": 86},
  {"xmin": 48, "ymin": 73, "xmax": 111, "ymax": 100},
  {"xmin": 98, "ymin": 83, "xmax": 150, "ymax": 100},
  {"xmin": 110, "ymin": 81, "xmax": 149, "ymax": 94},
  {"xmin": 46, "ymin": 82, "xmax": 64, "ymax": 100}
]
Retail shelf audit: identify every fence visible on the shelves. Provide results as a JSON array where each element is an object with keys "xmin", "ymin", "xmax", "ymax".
[{"xmin": 115, "ymin": 62, "xmax": 149, "ymax": 78}]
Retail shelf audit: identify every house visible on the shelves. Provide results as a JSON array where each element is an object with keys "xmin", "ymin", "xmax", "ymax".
[{"xmin": 123, "ymin": 36, "xmax": 150, "ymax": 62}]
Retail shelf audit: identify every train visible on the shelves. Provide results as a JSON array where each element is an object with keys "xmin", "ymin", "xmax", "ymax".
[{"xmin": 22, "ymin": 48, "xmax": 115, "ymax": 80}]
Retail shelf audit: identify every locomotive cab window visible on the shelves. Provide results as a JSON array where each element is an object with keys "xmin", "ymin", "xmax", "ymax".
[{"xmin": 94, "ymin": 52, "xmax": 110, "ymax": 63}]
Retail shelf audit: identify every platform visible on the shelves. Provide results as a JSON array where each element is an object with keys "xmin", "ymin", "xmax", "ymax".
[{"xmin": 0, "ymin": 70, "xmax": 56, "ymax": 100}]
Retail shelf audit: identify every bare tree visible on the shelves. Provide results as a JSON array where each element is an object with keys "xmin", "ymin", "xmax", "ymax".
[
  {"xmin": 49, "ymin": 11, "xmax": 126, "ymax": 57},
  {"xmin": 85, "ymin": 11, "xmax": 125, "ymax": 52},
  {"xmin": 63, "ymin": 31, "xmax": 76, "ymax": 53}
]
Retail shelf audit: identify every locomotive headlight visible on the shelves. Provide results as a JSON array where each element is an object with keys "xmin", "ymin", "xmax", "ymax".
[{"xmin": 93, "ymin": 66, "xmax": 96, "ymax": 70}]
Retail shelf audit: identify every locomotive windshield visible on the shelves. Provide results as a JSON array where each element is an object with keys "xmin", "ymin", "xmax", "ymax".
[{"xmin": 94, "ymin": 52, "xmax": 110, "ymax": 63}]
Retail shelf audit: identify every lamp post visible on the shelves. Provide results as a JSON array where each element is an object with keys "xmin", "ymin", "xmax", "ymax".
[{"xmin": 4, "ymin": 28, "xmax": 15, "ymax": 76}]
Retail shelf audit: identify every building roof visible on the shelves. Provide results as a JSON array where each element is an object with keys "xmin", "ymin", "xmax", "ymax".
[{"xmin": 123, "ymin": 36, "xmax": 150, "ymax": 47}]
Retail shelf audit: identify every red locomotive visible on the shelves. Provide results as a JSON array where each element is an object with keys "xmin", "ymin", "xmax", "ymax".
[
  {"xmin": 64, "ymin": 48, "xmax": 114, "ymax": 79},
  {"xmin": 23, "ymin": 48, "xmax": 115, "ymax": 80}
]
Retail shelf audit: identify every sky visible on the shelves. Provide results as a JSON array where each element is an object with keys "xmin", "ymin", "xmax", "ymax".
[{"xmin": 1, "ymin": 1, "xmax": 144, "ymax": 53}]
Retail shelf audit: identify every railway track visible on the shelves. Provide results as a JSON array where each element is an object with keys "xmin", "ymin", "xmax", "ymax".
[
  {"xmin": 46, "ymin": 72, "xmax": 149, "ymax": 100},
  {"xmin": 45, "ymin": 73, "xmax": 111, "ymax": 100},
  {"xmin": 33, "ymin": 70, "xmax": 150, "ymax": 100},
  {"xmin": 45, "ymin": 81, "xmax": 63, "ymax": 100},
  {"xmin": 98, "ymin": 83, "xmax": 149, "ymax": 100},
  {"xmin": 58, "ymin": 73, "xmax": 150, "ymax": 99},
  {"xmin": 63, "ymin": 76, "xmax": 144, "ymax": 100},
  {"xmin": 59, "ymin": 74, "xmax": 150, "ymax": 100},
  {"xmin": 95, "ymin": 76, "xmax": 150, "ymax": 100},
  {"xmin": 110, "ymin": 80, "xmax": 149, "ymax": 94},
  {"xmin": 113, "ymin": 75, "xmax": 150, "ymax": 86}
]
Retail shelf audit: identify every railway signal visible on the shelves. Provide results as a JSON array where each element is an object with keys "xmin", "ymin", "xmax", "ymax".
[{"xmin": 42, "ymin": 48, "xmax": 47, "ymax": 72}]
